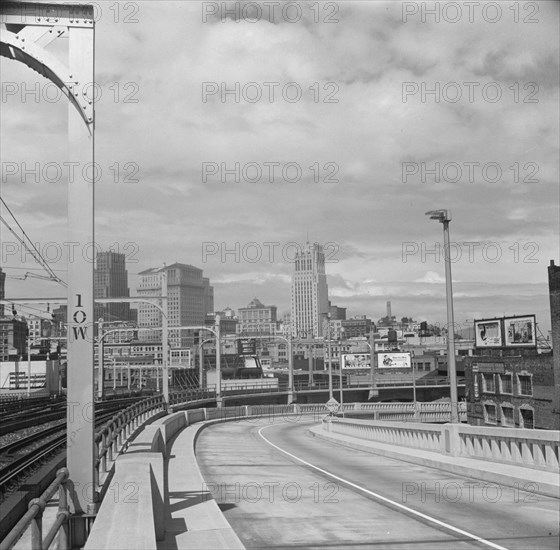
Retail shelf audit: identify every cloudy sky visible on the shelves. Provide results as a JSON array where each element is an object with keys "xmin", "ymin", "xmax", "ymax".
[{"xmin": 1, "ymin": 0, "xmax": 558, "ymax": 335}]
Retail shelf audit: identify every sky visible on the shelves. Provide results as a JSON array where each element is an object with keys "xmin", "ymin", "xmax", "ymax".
[{"xmin": 1, "ymin": 0, "xmax": 559, "ymax": 335}]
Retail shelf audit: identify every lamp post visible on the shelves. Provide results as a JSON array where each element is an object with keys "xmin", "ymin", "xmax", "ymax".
[
  {"xmin": 97, "ymin": 318, "xmax": 104, "ymax": 399},
  {"xmin": 368, "ymin": 329, "xmax": 378, "ymax": 399},
  {"xmin": 326, "ymin": 315, "xmax": 333, "ymax": 399},
  {"xmin": 426, "ymin": 209, "xmax": 459, "ymax": 423},
  {"xmin": 338, "ymin": 333, "xmax": 344, "ymax": 415},
  {"xmin": 215, "ymin": 314, "xmax": 222, "ymax": 407}
]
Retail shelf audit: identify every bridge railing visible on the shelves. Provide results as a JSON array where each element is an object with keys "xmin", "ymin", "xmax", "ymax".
[
  {"xmin": 324, "ymin": 415, "xmax": 559, "ymax": 472},
  {"xmin": 82, "ymin": 400, "xmax": 467, "ymax": 550},
  {"xmin": 94, "ymin": 388, "xmax": 220, "ymax": 492},
  {"xmin": 0, "ymin": 468, "xmax": 70, "ymax": 550},
  {"xmin": 95, "ymin": 395, "xmax": 166, "ymax": 489}
]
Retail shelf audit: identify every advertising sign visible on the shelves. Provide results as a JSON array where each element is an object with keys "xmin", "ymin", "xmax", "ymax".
[
  {"xmin": 341, "ymin": 353, "xmax": 370, "ymax": 370},
  {"xmin": 378, "ymin": 352, "xmax": 411, "ymax": 369},
  {"xmin": 474, "ymin": 319, "xmax": 503, "ymax": 348},
  {"xmin": 503, "ymin": 315, "xmax": 536, "ymax": 347},
  {"xmin": 237, "ymin": 338, "xmax": 257, "ymax": 356}
]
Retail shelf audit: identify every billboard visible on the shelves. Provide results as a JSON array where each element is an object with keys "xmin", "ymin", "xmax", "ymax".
[
  {"xmin": 378, "ymin": 352, "xmax": 411, "ymax": 369},
  {"xmin": 503, "ymin": 315, "xmax": 536, "ymax": 347},
  {"xmin": 237, "ymin": 338, "xmax": 257, "ymax": 356},
  {"xmin": 341, "ymin": 353, "xmax": 371, "ymax": 370},
  {"xmin": 474, "ymin": 319, "xmax": 503, "ymax": 348}
]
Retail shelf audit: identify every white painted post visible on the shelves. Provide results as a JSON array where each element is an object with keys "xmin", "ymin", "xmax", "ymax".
[{"xmin": 67, "ymin": 19, "xmax": 95, "ymax": 529}]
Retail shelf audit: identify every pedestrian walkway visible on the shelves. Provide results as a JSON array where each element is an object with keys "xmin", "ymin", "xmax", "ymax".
[{"xmin": 157, "ymin": 422, "xmax": 245, "ymax": 550}]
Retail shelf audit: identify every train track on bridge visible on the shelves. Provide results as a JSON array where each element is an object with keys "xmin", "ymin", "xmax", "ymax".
[{"xmin": 0, "ymin": 404, "xmax": 140, "ymax": 498}]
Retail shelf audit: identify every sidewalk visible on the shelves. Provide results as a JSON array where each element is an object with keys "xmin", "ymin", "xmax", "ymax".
[
  {"xmin": 157, "ymin": 422, "xmax": 245, "ymax": 550},
  {"xmin": 309, "ymin": 424, "xmax": 560, "ymax": 499}
]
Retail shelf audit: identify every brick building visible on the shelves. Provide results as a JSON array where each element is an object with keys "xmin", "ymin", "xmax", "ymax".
[
  {"xmin": 463, "ymin": 259, "xmax": 559, "ymax": 430},
  {"xmin": 548, "ymin": 260, "xmax": 560, "ymax": 414},
  {"xmin": 464, "ymin": 354, "xmax": 556, "ymax": 430}
]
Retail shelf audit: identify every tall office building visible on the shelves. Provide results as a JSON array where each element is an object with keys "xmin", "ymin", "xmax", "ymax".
[
  {"xmin": 94, "ymin": 251, "xmax": 132, "ymax": 322},
  {"xmin": 291, "ymin": 243, "xmax": 329, "ymax": 338},
  {"xmin": 137, "ymin": 263, "xmax": 214, "ymax": 347},
  {"xmin": 0, "ymin": 267, "xmax": 5, "ymax": 317}
]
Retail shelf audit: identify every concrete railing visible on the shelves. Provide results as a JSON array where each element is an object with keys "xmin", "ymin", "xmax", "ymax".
[
  {"xmin": 451, "ymin": 423, "xmax": 560, "ymax": 472},
  {"xmin": 324, "ymin": 417, "xmax": 560, "ymax": 472},
  {"xmin": 327, "ymin": 417, "xmax": 444, "ymax": 453},
  {"xmin": 84, "ymin": 404, "xmax": 319, "ymax": 550},
  {"xmin": 83, "ymin": 400, "xmax": 467, "ymax": 549}
]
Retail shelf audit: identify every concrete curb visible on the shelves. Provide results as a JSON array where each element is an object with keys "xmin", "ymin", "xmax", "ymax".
[
  {"xmin": 309, "ymin": 425, "xmax": 560, "ymax": 500},
  {"xmin": 162, "ymin": 417, "xmax": 246, "ymax": 550}
]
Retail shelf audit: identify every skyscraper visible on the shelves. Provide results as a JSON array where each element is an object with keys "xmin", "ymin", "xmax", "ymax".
[
  {"xmin": 291, "ymin": 242, "xmax": 329, "ymax": 338},
  {"xmin": 94, "ymin": 251, "xmax": 132, "ymax": 322},
  {"xmin": 137, "ymin": 263, "xmax": 214, "ymax": 347}
]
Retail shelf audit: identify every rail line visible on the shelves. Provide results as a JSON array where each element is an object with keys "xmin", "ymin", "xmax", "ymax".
[
  {"xmin": 0, "ymin": 410, "xmax": 130, "ymax": 494},
  {"xmin": 0, "ymin": 397, "xmax": 143, "ymax": 435}
]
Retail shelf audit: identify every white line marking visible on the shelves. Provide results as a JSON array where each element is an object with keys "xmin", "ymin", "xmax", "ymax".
[{"xmin": 258, "ymin": 424, "xmax": 510, "ymax": 550}]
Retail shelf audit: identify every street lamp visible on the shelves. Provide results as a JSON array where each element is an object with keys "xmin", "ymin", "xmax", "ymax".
[
  {"xmin": 338, "ymin": 332, "xmax": 344, "ymax": 414},
  {"xmin": 326, "ymin": 315, "xmax": 333, "ymax": 399},
  {"xmin": 425, "ymin": 209, "xmax": 459, "ymax": 423}
]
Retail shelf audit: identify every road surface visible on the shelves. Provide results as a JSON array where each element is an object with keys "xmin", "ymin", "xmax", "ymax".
[{"xmin": 196, "ymin": 416, "xmax": 559, "ymax": 549}]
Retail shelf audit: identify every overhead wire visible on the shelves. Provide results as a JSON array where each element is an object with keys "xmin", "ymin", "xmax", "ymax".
[{"xmin": 0, "ymin": 197, "xmax": 67, "ymax": 288}]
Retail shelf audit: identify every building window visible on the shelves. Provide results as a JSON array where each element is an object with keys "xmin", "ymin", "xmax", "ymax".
[
  {"xmin": 519, "ymin": 407, "xmax": 534, "ymax": 429},
  {"xmin": 481, "ymin": 373, "xmax": 495, "ymax": 393},
  {"xmin": 501, "ymin": 405, "xmax": 515, "ymax": 427},
  {"xmin": 483, "ymin": 403, "xmax": 497, "ymax": 425},
  {"xmin": 499, "ymin": 374, "xmax": 513, "ymax": 395},
  {"xmin": 517, "ymin": 374, "xmax": 533, "ymax": 396}
]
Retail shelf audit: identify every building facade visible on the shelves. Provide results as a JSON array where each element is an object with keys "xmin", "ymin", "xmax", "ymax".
[
  {"xmin": 464, "ymin": 354, "xmax": 557, "ymax": 430},
  {"xmin": 237, "ymin": 298, "xmax": 277, "ymax": 335},
  {"xmin": 341, "ymin": 317, "xmax": 372, "ymax": 338},
  {"xmin": 0, "ymin": 317, "xmax": 27, "ymax": 361},
  {"xmin": 94, "ymin": 251, "xmax": 132, "ymax": 322},
  {"xmin": 328, "ymin": 301, "xmax": 346, "ymax": 320},
  {"xmin": 0, "ymin": 267, "xmax": 5, "ymax": 317},
  {"xmin": 291, "ymin": 243, "xmax": 329, "ymax": 338},
  {"xmin": 137, "ymin": 263, "xmax": 214, "ymax": 347},
  {"xmin": 548, "ymin": 260, "xmax": 559, "ymax": 414},
  {"xmin": 463, "ymin": 259, "xmax": 560, "ymax": 430}
]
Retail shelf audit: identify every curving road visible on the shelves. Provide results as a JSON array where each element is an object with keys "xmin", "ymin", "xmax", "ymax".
[{"xmin": 196, "ymin": 416, "xmax": 559, "ymax": 550}]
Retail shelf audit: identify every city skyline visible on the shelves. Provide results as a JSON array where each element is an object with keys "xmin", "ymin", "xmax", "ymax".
[{"xmin": 1, "ymin": 1, "xmax": 558, "ymax": 335}]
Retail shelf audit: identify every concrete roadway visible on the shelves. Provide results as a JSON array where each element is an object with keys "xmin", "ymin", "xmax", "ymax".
[{"xmin": 196, "ymin": 416, "xmax": 559, "ymax": 550}]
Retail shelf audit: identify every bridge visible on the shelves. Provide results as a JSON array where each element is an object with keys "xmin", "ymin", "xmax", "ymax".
[
  {"xmin": 1, "ymin": 2, "xmax": 558, "ymax": 548},
  {"xmin": 3, "ymin": 389, "xmax": 558, "ymax": 550}
]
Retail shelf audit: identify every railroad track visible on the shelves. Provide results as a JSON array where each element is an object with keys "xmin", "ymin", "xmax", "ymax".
[
  {"xmin": 0, "ymin": 410, "xmax": 129, "ymax": 494},
  {"xmin": 1, "ymin": 423, "xmax": 66, "ymax": 455},
  {"xmin": 0, "ymin": 397, "xmax": 142, "ymax": 435}
]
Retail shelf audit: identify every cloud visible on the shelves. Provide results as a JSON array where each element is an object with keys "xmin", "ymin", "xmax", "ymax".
[
  {"xmin": 414, "ymin": 271, "xmax": 446, "ymax": 284},
  {"xmin": 1, "ymin": 0, "xmax": 557, "ymax": 334}
]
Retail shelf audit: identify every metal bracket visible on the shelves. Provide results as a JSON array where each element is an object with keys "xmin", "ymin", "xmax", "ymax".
[{"xmin": 1, "ymin": 27, "xmax": 94, "ymax": 129}]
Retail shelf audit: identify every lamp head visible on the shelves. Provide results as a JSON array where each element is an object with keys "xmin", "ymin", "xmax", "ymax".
[{"xmin": 425, "ymin": 209, "xmax": 451, "ymax": 223}]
